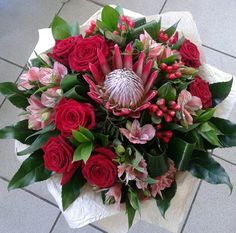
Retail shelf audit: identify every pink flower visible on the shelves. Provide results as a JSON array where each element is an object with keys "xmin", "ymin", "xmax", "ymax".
[
  {"xmin": 151, "ymin": 159, "xmax": 176, "ymax": 197},
  {"xmin": 38, "ymin": 62, "xmax": 67, "ymax": 86},
  {"xmin": 140, "ymin": 30, "xmax": 164, "ymax": 60},
  {"xmin": 118, "ymin": 158, "xmax": 148, "ymax": 190},
  {"xmin": 177, "ymin": 89, "xmax": 202, "ymax": 125},
  {"xmin": 105, "ymin": 183, "xmax": 122, "ymax": 209},
  {"xmin": 26, "ymin": 95, "xmax": 53, "ymax": 130},
  {"xmin": 17, "ymin": 67, "xmax": 40, "ymax": 90},
  {"xmin": 41, "ymin": 87, "xmax": 62, "ymax": 108},
  {"xmin": 120, "ymin": 120, "xmax": 155, "ymax": 144}
]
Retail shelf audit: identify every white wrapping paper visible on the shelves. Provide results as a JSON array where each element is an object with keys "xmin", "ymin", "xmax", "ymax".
[{"xmin": 16, "ymin": 7, "xmax": 236, "ymax": 233}]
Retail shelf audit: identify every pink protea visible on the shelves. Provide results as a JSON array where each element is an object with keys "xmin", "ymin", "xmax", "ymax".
[
  {"xmin": 151, "ymin": 159, "xmax": 176, "ymax": 198},
  {"xmin": 120, "ymin": 119, "xmax": 155, "ymax": 144},
  {"xmin": 83, "ymin": 43, "xmax": 158, "ymax": 118},
  {"xmin": 177, "ymin": 89, "xmax": 202, "ymax": 125},
  {"xmin": 118, "ymin": 158, "xmax": 148, "ymax": 190},
  {"xmin": 26, "ymin": 95, "xmax": 54, "ymax": 130}
]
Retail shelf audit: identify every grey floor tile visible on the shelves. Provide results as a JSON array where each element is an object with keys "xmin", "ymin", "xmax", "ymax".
[
  {"xmin": 0, "ymin": 60, "xmax": 22, "ymax": 103},
  {"xmin": 94, "ymin": 0, "xmax": 166, "ymax": 15},
  {"xmin": 0, "ymin": 0, "xmax": 63, "ymax": 66},
  {"xmin": 182, "ymin": 159, "xmax": 236, "ymax": 233},
  {"xmin": 52, "ymin": 215, "xmax": 102, "ymax": 233},
  {"xmin": 203, "ymin": 46, "xmax": 236, "ymax": 76},
  {"xmin": 58, "ymin": 0, "xmax": 101, "ymax": 24},
  {"xmin": 0, "ymin": 179, "xmax": 59, "ymax": 233},
  {"xmin": 162, "ymin": 0, "xmax": 236, "ymax": 57}
]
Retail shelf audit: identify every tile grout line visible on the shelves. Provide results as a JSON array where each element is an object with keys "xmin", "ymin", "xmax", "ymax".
[
  {"xmin": 212, "ymin": 153, "xmax": 236, "ymax": 167},
  {"xmin": 0, "ymin": 56, "xmax": 25, "ymax": 69},
  {"xmin": 89, "ymin": 223, "xmax": 108, "ymax": 233},
  {"xmin": 49, "ymin": 212, "xmax": 62, "ymax": 233},
  {"xmin": 179, "ymin": 181, "xmax": 202, "ymax": 233},
  {"xmin": 159, "ymin": 0, "xmax": 168, "ymax": 14},
  {"xmin": 86, "ymin": 0, "xmax": 104, "ymax": 7}
]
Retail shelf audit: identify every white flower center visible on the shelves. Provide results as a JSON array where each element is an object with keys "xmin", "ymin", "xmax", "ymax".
[{"xmin": 104, "ymin": 68, "xmax": 144, "ymax": 108}]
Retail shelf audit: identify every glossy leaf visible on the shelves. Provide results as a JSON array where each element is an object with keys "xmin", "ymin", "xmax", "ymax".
[
  {"xmin": 72, "ymin": 127, "xmax": 94, "ymax": 143},
  {"xmin": 104, "ymin": 31, "xmax": 124, "ymax": 45},
  {"xmin": 62, "ymin": 170, "xmax": 86, "ymax": 210},
  {"xmin": 155, "ymin": 181, "xmax": 177, "ymax": 217},
  {"xmin": 189, "ymin": 150, "xmax": 233, "ymax": 192},
  {"xmin": 8, "ymin": 151, "xmax": 51, "ymax": 190},
  {"xmin": 171, "ymin": 35, "xmax": 185, "ymax": 50},
  {"xmin": 133, "ymin": 17, "xmax": 146, "ymax": 28},
  {"xmin": 128, "ymin": 189, "xmax": 140, "ymax": 211},
  {"xmin": 51, "ymin": 15, "xmax": 71, "ymax": 40},
  {"xmin": 195, "ymin": 108, "xmax": 216, "ymax": 122},
  {"xmin": 101, "ymin": 5, "xmax": 120, "ymax": 31},
  {"xmin": 210, "ymin": 117, "xmax": 236, "ymax": 136},
  {"xmin": 60, "ymin": 75, "xmax": 81, "ymax": 92},
  {"xmin": 64, "ymin": 85, "xmax": 88, "ymax": 102},
  {"xmin": 164, "ymin": 20, "xmax": 180, "ymax": 38},
  {"xmin": 73, "ymin": 142, "xmax": 93, "ymax": 163},
  {"xmin": 26, "ymin": 124, "xmax": 55, "ymax": 140},
  {"xmin": 93, "ymin": 133, "xmax": 109, "ymax": 147},
  {"xmin": 157, "ymin": 82, "xmax": 176, "ymax": 101},
  {"xmin": 115, "ymin": 5, "xmax": 124, "ymax": 15},
  {"xmin": 70, "ymin": 21, "xmax": 80, "ymax": 36},
  {"xmin": 209, "ymin": 78, "xmax": 233, "ymax": 106},
  {"xmin": 126, "ymin": 198, "xmax": 136, "ymax": 229}
]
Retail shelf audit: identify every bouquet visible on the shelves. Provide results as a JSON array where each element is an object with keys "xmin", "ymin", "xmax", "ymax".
[{"xmin": 1, "ymin": 5, "xmax": 235, "ymax": 230}]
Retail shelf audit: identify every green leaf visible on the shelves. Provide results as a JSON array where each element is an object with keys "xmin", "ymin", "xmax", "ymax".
[
  {"xmin": 104, "ymin": 31, "xmax": 124, "ymax": 45},
  {"xmin": 157, "ymin": 82, "xmax": 176, "ymax": 101},
  {"xmin": 62, "ymin": 170, "xmax": 86, "ymax": 210},
  {"xmin": 209, "ymin": 78, "xmax": 233, "ymax": 106},
  {"xmin": 168, "ymin": 122, "xmax": 200, "ymax": 132},
  {"xmin": 51, "ymin": 15, "xmax": 71, "ymax": 40},
  {"xmin": 155, "ymin": 181, "xmax": 177, "ymax": 217},
  {"xmin": 60, "ymin": 74, "xmax": 81, "ymax": 92},
  {"xmin": 145, "ymin": 150, "xmax": 168, "ymax": 177},
  {"xmin": 125, "ymin": 198, "xmax": 136, "ymax": 229},
  {"xmin": 195, "ymin": 108, "xmax": 216, "ymax": 122},
  {"xmin": 171, "ymin": 35, "xmax": 185, "ymax": 50},
  {"xmin": 115, "ymin": 5, "xmax": 124, "ymax": 15},
  {"xmin": 72, "ymin": 128, "xmax": 94, "ymax": 143},
  {"xmin": 161, "ymin": 54, "xmax": 178, "ymax": 65},
  {"xmin": 17, "ymin": 130, "xmax": 59, "ymax": 156},
  {"xmin": 73, "ymin": 142, "xmax": 93, "ymax": 163},
  {"xmin": 189, "ymin": 150, "xmax": 233, "ymax": 192},
  {"xmin": 96, "ymin": 19, "xmax": 110, "ymax": 31},
  {"xmin": 79, "ymin": 127, "xmax": 94, "ymax": 141},
  {"xmin": 128, "ymin": 189, "xmax": 140, "ymax": 211},
  {"xmin": 26, "ymin": 124, "xmax": 55, "ymax": 140},
  {"xmin": 70, "ymin": 21, "xmax": 80, "ymax": 36},
  {"xmin": 8, "ymin": 151, "xmax": 51, "ymax": 190},
  {"xmin": 151, "ymin": 113, "xmax": 161, "ymax": 124},
  {"xmin": 164, "ymin": 20, "xmax": 180, "ymax": 38},
  {"xmin": 0, "ymin": 82, "xmax": 29, "ymax": 109},
  {"xmin": 101, "ymin": 5, "xmax": 120, "ymax": 31},
  {"xmin": 93, "ymin": 133, "xmax": 109, "ymax": 147},
  {"xmin": 210, "ymin": 117, "xmax": 236, "ymax": 136},
  {"xmin": 133, "ymin": 17, "xmax": 146, "ymax": 28},
  {"xmin": 0, "ymin": 120, "xmax": 35, "ymax": 144},
  {"xmin": 64, "ymin": 85, "xmax": 88, "ymax": 102},
  {"xmin": 168, "ymin": 136, "xmax": 196, "ymax": 170}
]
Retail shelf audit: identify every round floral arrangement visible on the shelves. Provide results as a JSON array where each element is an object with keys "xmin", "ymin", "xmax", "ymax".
[{"xmin": 0, "ymin": 5, "xmax": 235, "ymax": 229}]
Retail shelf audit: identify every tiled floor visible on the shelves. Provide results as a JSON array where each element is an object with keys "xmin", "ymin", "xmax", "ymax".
[{"xmin": 0, "ymin": 0, "xmax": 235, "ymax": 233}]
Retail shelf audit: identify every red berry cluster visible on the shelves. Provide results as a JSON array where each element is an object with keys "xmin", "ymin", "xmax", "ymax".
[
  {"xmin": 160, "ymin": 63, "xmax": 182, "ymax": 80},
  {"xmin": 85, "ymin": 20, "xmax": 97, "ymax": 35},
  {"xmin": 156, "ymin": 129, "xmax": 173, "ymax": 143},
  {"xmin": 158, "ymin": 30, "xmax": 169, "ymax": 43},
  {"xmin": 114, "ymin": 16, "xmax": 135, "ymax": 35}
]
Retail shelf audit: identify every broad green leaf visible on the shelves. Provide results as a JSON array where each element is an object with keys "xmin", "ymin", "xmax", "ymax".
[
  {"xmin": 157, "ymin": 82, "xmax": 176, "ymax": 101},
  {"xmin": 72, "ymin": 130, "xmax": 92, "ymax": 143},
  {"xmin": 73, "ymin": 142, "xmax": 93, "ymax": 163},
  {"xmin": 210, "ymin": 117, "xmax": 236, "ymax": 136},
  {"xmin": 0, "ymin": 120, "xmax": 35, "ymax": 144},
  {"xmin": 132, "ymin": 149, "xmax": 143, "ymax": 168},
  {"xmin": 96, "ymin": 19, "xmax": 110, "ymax": 31},
  {"xmin": 128, "ymin": 189, "xmax": 140, "ymax": 211},
  {"xmin": 125, "ymin": 199, "xmax": 136, "ymax": 229},
  {"xmin": 17, "ymin": 130, "xmax": 59, "ymax": 156},
  {"xmin": 51, "ymin": 15, "xmax": 71, "ymax": 40},
  {"xmin": 171, "ymin": 35, "xmax": 185, "ymax": 50},
  {"xmin": 0, "ymin": 82, "xmax": 29, "ymax": 109},
  {"xmin": 133, "ymin": 17, "xmax": 146, "ymax": 28},
  {"xmin": 104, "ymin": 31, "xmax": 124, "ymax": 45},
  {"xmin": 155, "ymin": 181, "xmax": 177, "ymax": 217},
  {"xmin": 26, "ymin": 124, "xmax": 55, "ymax": 140},
  {"xmin": 70, "ymin": 21, "xmax": 80, "ymax": 36},
  {"xmin": 79, "ymin": 127, "xmax": 94, "ymax": 141},
  {"xmin": 64, "ymin": 85, "xmax": 88, "ymax": 102},
  {"xmin": 101, "ymin": 5, "xmax": 120, "ymax": 31},
  {"xmin": 62, "ymin": 170, "xmax": 86, "ymax": 210},
  {"xmin": 189, "ymin": 150, "xmax": 233, "ymax": 192},
  {"xmin": 93, "ymin": 133, "xmax": 109, "ymax": 147},
  {"xmin": 209, "ymin": 78, "xmax": 233, "ymax": 106},
  {"xmin": 168, "ymin": 122, "xmax": 200, "ymax": 132},
  {"xmin": 161, "ymin": 54, "xmax": 178, "ymax": 65},
  {"xmin": 115, "ymin": 5, "xmax": 124, "ymax": 15},
  {"xmin": 8, "ymin": 151, "xmax": 51, "ymax": 190},
  {"xmin": 164, "ymin": 20, "xmax": 180, "ymax": 38},
  {"xmin": 195, "ymin": 108, "xmax": 216, "ymax": 122},
  {"xmin": 60, "ymin": 74, "xmax": 80, "ymax": 92},
  {"xmin": 151, "ymin": 113, "xmax": 161, "ymax": 124}
]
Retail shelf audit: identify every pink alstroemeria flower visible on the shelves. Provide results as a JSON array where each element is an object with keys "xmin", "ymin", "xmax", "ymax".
[
  {"xmin": 140, "ymin": 30, "xmax": 164, "ymax": 60},
  {"xmin": 118, "ymin": 158, "xmax": 148, "ymax": 190},
  {"xmin": 26, "ymin": 95, "xmax": 53, "ymax": 130},
  {"xmin": 120, "ymin": 120, "xmax": 155, "ymax": 144},
  {"xmin": 17, "ymin": 67, "xmax": 40, "ymax": 90},
  {"xmin": 177, "ymin": 89, "xmax": 202, "ymax": 125},
  {"xmin": 38, "ymin": 62, "xmax": 67, "ymax": 86},
  {"xmin": 105, "ymin": 183, "xmax": 122, "ymax": 209},
  {"xmin": 41, "ymin": 87, "xmax": 62, "ymax": 108}
]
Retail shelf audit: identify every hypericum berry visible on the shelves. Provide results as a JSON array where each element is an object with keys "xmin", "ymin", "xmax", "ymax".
[
  {"xmin": 157, "ymin": 98, "xmax": 165, "ymax": 106},
  {"xmin": 169, "ymin": 101, "xmax": 176, "ymax": 107},
  {"xmin": 161, "ymin": 106, "xmax": 168, "ymax": 112},
  {"xmin": 156, "ymin": 124, "xmax": 162, "ymax": 130},
  {"xmin": 163, "ymin": 34, "xmax": 169, "ymax": 42},
  {"xmin": 128, "ymin": 21, "xmax": 135, "ymax": 28},
  {"xmin": 168, "ymin": 73, "xmax": 176, "ymax": 80},
  {"xmin": 120, "ymin": 15, "xmax": 127, "ymax": 22},
  {"xmin": 168, "ymin": 110, "xmax": 176, "ymax": 117},
  {"xmin": 164, "ymin": 114, "xmax": 172, "ymax": 122},
  {"xmin": 172, "ymin": 63, "xmax": 179, "ymax": 70},
  {"xmin": 113, "ymin": 30, "xmax": 119, "ymax": 35},
  {"xmin": 166, "ymin": 66, "xmax": 172, "ymax": 73},
  {"xmin": 163, "ymin": 137, "xmax": 170, "ymax": 143},
  {"xmin": 173, "ymin": 104, "xmax": 181, "ymax": 111},
  {"xmin": 85, "ymin": 29, "xmax": 92, "ymax": 35},
  {"xmin": 165, "ymin": 130, "xmax": 173, "ymax": 138},
  {"xmin": 149, "ymin": 104, "xmax": 158, "ymax": 112},
  {"xmin": 160, "ymin": 63, "xmax": 168, "ymax": 70},
  {"xmin": 121, "ymin": 25, "xmax": 126, "ymax": 31},
  {"xmin": 156, "ymin": 110, "xmax": 164, "ymax": 117},
  {"xmin": 156, "ymin": 132, "xmax": 163, "ymax": 138},
  {"xmin": 175, "ymin": 71, "xmax": 182, "ymax": 78}
]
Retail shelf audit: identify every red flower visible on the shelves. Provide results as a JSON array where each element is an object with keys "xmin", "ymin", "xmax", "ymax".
[
  {"xmin": 69, "ymin": 35, "xmax": 109, "ymax": 72},
  {"xmin": 42, "ymin": 135, "xmax": 79, "ymax": 185},
  {"xmin": 48, "ymin": 36, "xmax": 81, "ymax": 66},
  {"xmin": 55, "ymin": 98, "xmax": 96, "ymax": 137},
  {"xmin": 188, "ymin": 75, "xmax": 212, "ymax": 109},
  {"xmin": 179, "ymin": 39, "xmax": 201, "ymax": 68},
  {"xmin": 82, "ymin": 148, "xmax": 117, "ymax": 188}
]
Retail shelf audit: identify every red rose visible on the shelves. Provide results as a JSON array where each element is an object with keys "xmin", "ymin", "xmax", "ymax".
[
  {"xmin": 42, "ymin": 135, "xmax": 79, "ymax": 185},
  {"xmin": 188, "ymin": 75, "xmax": 212, "ymax": 109},
  {"xmin": 48, "ymin": 36, "xmax": 81, "ymax": 66},
  {"xmin": 69, "ymin": 35, "xmax": 109, "ymax": 72},
  {"xmin": 82, "ymin": 148, "xmax": 117, "ymax": 188},
  {"xmin": 179, "ymin": 39, "xmax": 201, "ymax": 68},
  {"xmin": 55, "ymin": 98, "xmax": 96, "ymax": 136}
]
